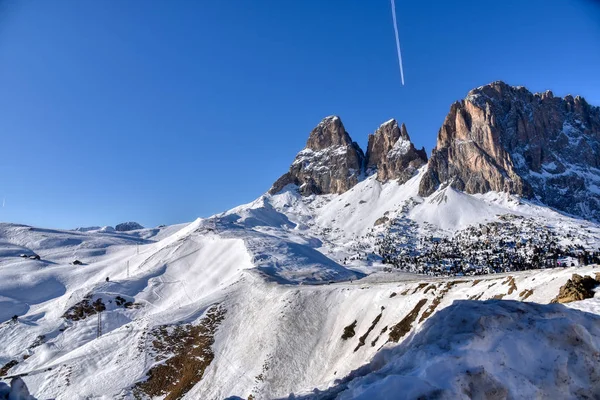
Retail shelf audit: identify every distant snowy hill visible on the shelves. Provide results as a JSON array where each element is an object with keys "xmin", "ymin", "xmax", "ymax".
[{"xmin": 1, "ymin": 82, "xmax": 599, "ymax": 399}]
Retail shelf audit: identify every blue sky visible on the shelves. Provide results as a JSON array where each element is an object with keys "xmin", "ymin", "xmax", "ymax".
[{"xmin": 1, "ymin": 0, "xmax": 599, "ymax": 229}]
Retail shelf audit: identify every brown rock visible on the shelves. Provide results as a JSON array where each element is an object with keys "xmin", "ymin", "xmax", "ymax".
[
  {"xmin": 365, "ymin": 120, "xmax": 427, "ymax": 184},
  {"xmin": 419, "ymin": 81, "xmax": 600, "ymax": 221},
  {"xmin": 269, "ymin": 116, "xmax": 364, "ymax": 195},
  {"xmin": 551, "ymin": 274, "xmax": 599, "ymax": 304}
]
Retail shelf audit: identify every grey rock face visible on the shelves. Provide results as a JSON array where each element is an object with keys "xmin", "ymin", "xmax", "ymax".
[
  {"xmin": 365, "ymin": 119, "xmax": 427, "ymax": 184},
  {"xmin": 270, "ymin": 116, "xmax": 365, "ymax": 195},
  {"xmin": 419, "ymin": 81, "xmax": 600, "ymax": 221},
  {"xmin": 115, "ymin": 222, "xmax": 144, "ymax": 231}
]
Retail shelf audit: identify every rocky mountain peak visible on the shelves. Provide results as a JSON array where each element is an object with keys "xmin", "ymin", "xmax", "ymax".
[
  {"xmin": 305, "ymin": 115, "xmax": 353, "ymax": 150},
  {"xmin": 365, "ymin": 119, "xmax": 427, "ymax": 183},
  {"xmin": 269, "ymin": 116, "xmax": 364, "ymax": 195},
  {"xmin": 269, "ymin": 116, "xmax": 429, "ymax": 196},
  {"xmin": 419, "ymin": 81, "xmax": 600, "ymax": 221}
]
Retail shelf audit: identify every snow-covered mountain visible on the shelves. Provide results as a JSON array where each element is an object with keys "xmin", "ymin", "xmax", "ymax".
[
  {"xmin": 1, "ymin": 82, "xmax": 600, "ymax": 400},
  {"xmin": 420, "ymin": 81, "xmax": 600, "ymax": 222}
]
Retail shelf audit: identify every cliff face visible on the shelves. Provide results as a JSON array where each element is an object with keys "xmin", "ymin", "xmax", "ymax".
[
  {"xmin": 269, "ymin": 116, "xmax": 364, "ymax": 195},
  {"xmin": 419, "ymin": 81, "xmax": 600, "ymax": 221},
  {"xmin": 270, "ymin": 116, "xmax": 426, "ymax": 196},
  {"xmin": 270, "ymin": 82, "xmax": 600, "ymax": 222},
  {"xmin": 365, "ymin": 119, "xmax": 427, "ymax": 184}
]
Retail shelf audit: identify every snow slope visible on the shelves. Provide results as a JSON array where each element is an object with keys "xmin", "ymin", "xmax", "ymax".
[
  {"xmin": 0, "ymin": 170, "xmax": 599, "ymax": 399},
  {"xmin": 295, "ymin": 299, "xmax": 600, "ymax": 400}
]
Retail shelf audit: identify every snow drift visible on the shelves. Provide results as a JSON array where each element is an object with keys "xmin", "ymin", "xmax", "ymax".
[{"xmin": 294, "ymin": 300, "xmax": 600, "ymax": 399}]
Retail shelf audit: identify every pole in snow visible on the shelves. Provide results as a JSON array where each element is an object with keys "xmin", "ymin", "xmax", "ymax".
[{"xmin": 97, "ymin": 312, "xmax": 102, "ymax": 338}]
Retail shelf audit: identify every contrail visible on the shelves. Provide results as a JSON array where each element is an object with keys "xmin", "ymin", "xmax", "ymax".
[
  {"xmin": 390, "ymin": 0, "xmax": 405, "ymax": 85},
  {"xmin": 2, "ymin": 198, "xmax": 4, "ymax": 208}
]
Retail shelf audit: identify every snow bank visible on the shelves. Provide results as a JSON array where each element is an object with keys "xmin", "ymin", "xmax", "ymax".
[
  {"xmin": 300, "ymin": 300, "xmax": 600, "ymax": 399},
  {"xmin": 0, "ymin": 378, "xmax": 36, "ymax": 400}
]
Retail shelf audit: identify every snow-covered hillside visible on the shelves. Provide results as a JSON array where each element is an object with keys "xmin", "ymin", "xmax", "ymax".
[
  {"xmin": 1, "ymin": 167, "xmax": 599, "ymax": 399},
  {"xmin": 294, "ymin": 298, "xmax": 600, "ymax": 399}
]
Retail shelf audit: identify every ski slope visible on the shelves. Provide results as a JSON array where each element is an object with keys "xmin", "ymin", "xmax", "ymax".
[{"xmin": 0, "ymin": 172, "xmax": 599, "ymax": 399}]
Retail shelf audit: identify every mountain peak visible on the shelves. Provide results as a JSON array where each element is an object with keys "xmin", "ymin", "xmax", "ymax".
[
  {"xmin": 419, "ymin": 81, "xmax": 600, "ymax": 221},
  {"xmin": 269, "ymin": 117, "xmax": 364, "ymax": 195},
  {"xmin": 365, "ymin": 120, "xmax": 427, "ymax": 183},
  {"xmin": 305, "ymin": 115, "xmax": 354, "ymax": 151}
]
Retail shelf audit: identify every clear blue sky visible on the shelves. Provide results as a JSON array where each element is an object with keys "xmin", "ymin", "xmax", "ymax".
[{"xmin": 1, "ymin": 0, "xmax": 599, "ymax": 229}]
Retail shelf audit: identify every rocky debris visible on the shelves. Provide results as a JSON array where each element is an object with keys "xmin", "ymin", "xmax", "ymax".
[
  {"xmin": 388, "ymin": 298, "xmax": 428, "ymax": 342},
  {"xmin": 354, "ymin": 308, "xmax": 384, "ymax": 352},
  {"xmin": 373, "ymin": 216, "xmax": 389, "ymax": 226},
  {"xmin": 115, "ymin": 222, "xmax": 144, "ymax": 231},
  {"xmin": 419, "ymin": 81, "xmax": 600, "ymax": 221},
  {"xmin": 270, "ymin": 116, "xmax": 364, "ymax": 195},
  {"xmin": 551, "ymin": 274, "xmax": 599, "ymax": 304},
  {"xmin": 341, "ymin": 320, "xmax": 357, "ymax": 340},
  {"xmin": 63, "ymin": 296, "xmax": 106, "ymax": 321},
  {"xmin": 519, "ymin": 289, "xmax": 534, "ymax": 300},
  {"xmin": 62, "ymin": 294, "xmax": 139, "ymax": 322},
  {"xmin": 133, "ymin": 305, "xmax": 225, "ymax": 400},
  {"xmin": 365, "ymin": 119, "xmax": 427, "ymax": 184},
  {"xmin": 0, "ymin": 360, "xmax": 18, "ymax": 377}
]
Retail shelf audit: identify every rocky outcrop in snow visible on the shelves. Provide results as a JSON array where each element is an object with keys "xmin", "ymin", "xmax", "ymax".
[
  {"xmin": 298, "ymin": 300, "xmax": 600, "ymax": 399},
  {"xmin": 419, "ymin": 81, "xmax": 600, "ymax": 221},
  {"xmin": 552, "ymin": 273, "xmax": 599, "ymax": 304},
  {"xmin": 115, "ymin": 222, "xmax": 144, "ymax": 231},
  {"xmin": 270, "ymin": 116, "xmax": 365, "ymax": 195},
  {"xmin": 365, "ymin": 119, "xmax": 427, "ymax": 184}
]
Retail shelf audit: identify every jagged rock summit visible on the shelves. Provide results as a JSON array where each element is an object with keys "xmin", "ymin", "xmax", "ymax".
[
  {"xmin": 366, "ymin": 119, "xmax": 427, "ymax": 184},
  {"xmin": 270, "ymin": 116, "xmax": 364, "ymax": 195},
  {"xmin": 270, "ymin": 82, "xmax": 600, "ymax": 222},
  {"xmin": 270, "ymin": 116, "xmax": 425, "ymax": 195},
  {"xmin": 419, "ymin": 81, "xmax": 600, "ymax": 221}
]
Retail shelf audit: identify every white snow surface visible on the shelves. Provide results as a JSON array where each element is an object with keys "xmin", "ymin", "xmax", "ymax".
[
  {"xmin": 0, "ymin": 171, "xmax": 599, "ymax": 399},
  {"xmin": 302, "ymin": 299, "xmax": 600, "ymax": 399}
]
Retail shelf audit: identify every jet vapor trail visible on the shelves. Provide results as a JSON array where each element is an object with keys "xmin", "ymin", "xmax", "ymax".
[{"xmin": 390, "ymin": 0, "xmax": 405, "ymax": 85}]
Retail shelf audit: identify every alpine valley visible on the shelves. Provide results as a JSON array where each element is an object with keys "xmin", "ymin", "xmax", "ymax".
[{"xmin": 1, "ymin": 82, "xmax": 600, "ymax": 400}]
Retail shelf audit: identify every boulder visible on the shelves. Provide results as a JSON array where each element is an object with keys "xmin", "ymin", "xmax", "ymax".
[{"xmin": 551, "ymin": 274, "xmax": 599, "ymax": 303}]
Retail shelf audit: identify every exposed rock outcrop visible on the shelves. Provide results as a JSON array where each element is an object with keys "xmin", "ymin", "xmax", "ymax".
[
  {"xmin": 270, "ymin": 116, "xmax": 427, "ymax": 196},
  {"xmin": 365, "ymin": 119, "xmax": 427, "ymax": 184},
  {"xmin": 551, "ymin": 273, "xmax": 599, "ymax": 304},
  {"xmin": 269, "ymin": 116, "xmax": 365, "ymax": 195},
  {"xmin": 115, "ymin": 222, "xmax": 144, "ymax": 231},
  {"xmin": 419, "ymin": 81, "xmax": 600, "ymax": 221}
]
